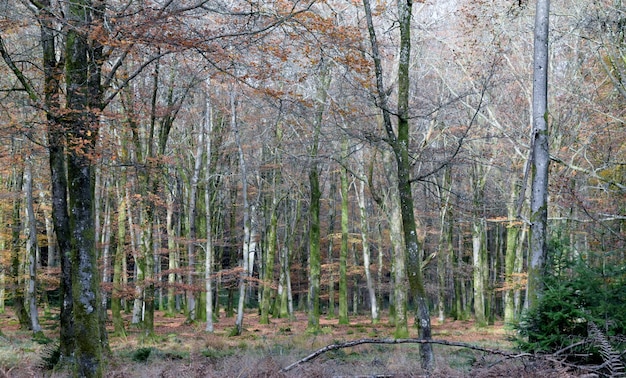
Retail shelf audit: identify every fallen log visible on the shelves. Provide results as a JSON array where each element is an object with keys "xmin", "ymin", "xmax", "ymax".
[{"xmin": 281, "ymin": 338, "xmax": 532, "ymax": 372}]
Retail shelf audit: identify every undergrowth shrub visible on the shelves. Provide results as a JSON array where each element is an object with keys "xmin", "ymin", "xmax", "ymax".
[{"xmin": 515, "ymin": 250, "xmax": 626, "ymax": 367}]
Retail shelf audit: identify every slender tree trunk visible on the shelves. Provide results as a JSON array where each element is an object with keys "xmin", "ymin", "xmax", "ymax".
[
  {"xmin": 111, "ymin": 188, "xmax": 127, "ymax": 337},
  {"xmin": 327, "ymin": 173, "xmax": 336, "ymax": 319},
  {"xmin": 0, "ymin": 202, "xmax": 5, "ymax": 314},
  {"xmin": 527, "ymin": 0, "xmax": 551, "ymax": 311},
  {"xmin": 204, "ymin": 174, "xmax": 215, "ymax": 332},
  {"xmin": 307, "ymin": 64, "xmax": 330, "ymax": 331},
  {"xmin": 339, "ymin": 159, "xmax": 349, "ymax": 325},
  {"xmin": 127, "ymin": 187, "xmax": 143, "ymax": 325},
  {"xmin": 514, "ymin": 223, "xmax": 528, "ymax": 314},
  {"xmin": 260, "ymin": 198, "xmax": 278, "ymax": 325},
  {"xmin": 100, "ymin": 182, "xmax": 113, "ymax": 314},
  {"xmin": 232, "ymin": 91, "xmax": 251, "ymax": 336},
  {"xmin": 203, "ymin": 90, "xmax": 215, "ymax": 332},
  {"xmin": 11, "ymin": 162, "xmax": 29, "ymax": 329},
  {"xmin": 504, "ymin": 178, "xmax": 521, "ymax": 323},
  {"xmin": 436, "ymin": 167, "xmax": 452, "ymax": 324},
  {"xmin": 362, "ymin": 0, "xmax": 434, "ymax": 368},
  {"xmin": 356, "ymin": 177, "xmax": 378, "ymax": 323},
  {"xmin": 186, "ymin": 113, "xmax": 205, "ymax": 322},
  {"xmin": 24, "ymin": 158, "xmax": 42, "ymax": 334},
  {"xmin": 470, "ymin": 163, "xmax": 489, "ymax": 326},
  {"xmin": 166, "ymin": 191, "xmax": 178, "ymax": 316}
]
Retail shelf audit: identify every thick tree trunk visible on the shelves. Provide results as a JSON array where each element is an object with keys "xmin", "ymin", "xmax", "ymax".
[
  {"xmin": 389, "ymin": 191, "xmax": 408, "ymax": 337},
  {"xmin": 65, "ymin": 1, "xmax": 106, "ymax": 374},
  {"xmin": 527, "ymin": 0, "xmax": 551, "ymax": 311}
]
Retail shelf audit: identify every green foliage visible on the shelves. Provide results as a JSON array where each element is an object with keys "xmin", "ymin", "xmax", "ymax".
[
  {"xmin": 38, "ymin": 345, "xmax": 61, "ymax": 371},
  {"xmin": 131, "ymin": 347, "xmax": 153, "ymax": 362},
  {"xmin": 515, "ymin": 251, "xmax": 626, "ymax": 356}
]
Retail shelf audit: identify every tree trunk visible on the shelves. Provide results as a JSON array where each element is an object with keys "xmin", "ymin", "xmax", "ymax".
[
  {"xmin": 504, "ymin": 179, "xmax": 521, "ymax": 323},
  {"xmin": 65, "ymin": 1, "xmax": 107, "ymax": 373},
  {"xmin": 100, "ymin": 181, "xmax": 113, "ymax": 314},
  {"xmin": 0, "ymin": 201, "xmax": 5, "ymax": 314},
  {"xmin": 24, "ymin": 158, "xmax": 42, "ymax": 334},
  {"xmin": 327, "ymin": 172, "xmax": 336, "ymax": 319},
  {"xmin": 339, "ymin": 159, "xmax": 349, "ymax": 325},
  {"xmin": 203, "ymin": 89, "xmax": 216, "ymax": 332},
  {"xmin": 11, "ymin": 162, "xmax": 29, "ymax": 329},
  {"xmin": 232, "ymin": 91, "xmax": 252, "ymax": 336},
  {"xmin": 436, "ymin": 167, "xmax": 453, "ymax": 324},
  {"xmin": 112, "ymin": 189, "xmax": 127, "ymax": 337},
  {"xmin": 355, "ymin": 179, "xmax": 378, "ymax": 323},
  {"xmin": 186, "ymin": 110, "xmax": 205, "ymax": 322},
  {"xmin": 166, "ymin": 190, "xmax": 179, "ymax": 317},
  {"xmin": 470, "ymin": 163, "xmax": 489, "ymax": 327},
  {"xmin": 307, "ymin": 64, "xmax": 330, "ymax": 332},
  {"xmin": 362, "ymin": 0, "xmax": 434, "ymax": 368},
  {"xmin": 527, "ymin": 0, "xmax": 551, "ymax": 311}
]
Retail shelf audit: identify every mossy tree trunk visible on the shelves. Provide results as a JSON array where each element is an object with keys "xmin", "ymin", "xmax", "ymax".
[
  {"xmin": 471, "ymin": 163, "xmax": 489, "ymax": 327},
  {"xmin": 260, "ymin": 123, "xmax": 282, "ymax": 325},
  {"xmin": 504, "ymin": 178, "xmax": 521, "ymax": 324},
  {"xmin": 362, "ymin": 0, "xmax": 434, "ymax": 368},
  {"xmin": 307, "ymin": 63, "xmax": 330, "ymax": 332},
  {"xmin": 326, "ymin": 172, "xmax": 337, "ymax": 319},
  {"xmin": 65, "ymin": 0, "xmax": 107, "ymax": 374}
]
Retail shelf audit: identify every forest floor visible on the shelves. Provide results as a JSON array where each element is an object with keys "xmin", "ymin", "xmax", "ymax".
[{"xmin": 0, "ymin": 308, "xmax": 581, "ymax": 377}]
